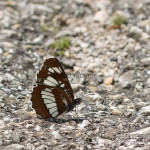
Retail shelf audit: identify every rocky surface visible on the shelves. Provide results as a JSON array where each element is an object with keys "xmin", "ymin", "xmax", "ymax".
[{"xmin": 0, "ymin": 0, "xmax": 150, "ymax": 149}]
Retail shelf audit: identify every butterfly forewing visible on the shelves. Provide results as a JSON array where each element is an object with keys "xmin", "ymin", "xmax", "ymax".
[
  {"xmin": 31, "ymin": 85, "xmax": 72, "ymax": 119},
  {"xmin": 36, "ymin": 58, "xmax": 74, "ymax": 102}
]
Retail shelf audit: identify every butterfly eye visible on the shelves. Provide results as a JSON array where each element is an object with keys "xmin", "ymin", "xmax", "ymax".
[
  {"xmin": 31, "ymin": 57, "xmax": 81, "ymax": 119},
  {"xmin": 74, "ymin": 98, "xmax": 81, "ymax": 105}
]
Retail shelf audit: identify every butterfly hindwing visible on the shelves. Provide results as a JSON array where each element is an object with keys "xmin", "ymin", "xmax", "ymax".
[
  {"xmin": 36, "ymin": 57, "xmax": 74, "ymax": 102},
  {"xmin": 31, "ymin": 85, "xmax": 72, "ymax": 119}
]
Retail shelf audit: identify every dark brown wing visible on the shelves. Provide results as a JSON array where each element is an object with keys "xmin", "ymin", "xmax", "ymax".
[
  {"xmin": 35, "ymin": 57, "xmax": 74, "ymax": 102},
  {"xmin": 31, "ymin": 85, "xmax": 72, "ymax": 119}
]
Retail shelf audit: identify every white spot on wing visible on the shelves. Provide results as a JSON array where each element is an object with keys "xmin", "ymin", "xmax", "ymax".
[
  {"xmin": 49, "ymin": 107, "xmax": 57, "ymax": 114},
  {"xmin": 60, "ymin": 84, "xmax": 65, "ymax": 87},
  {"xmin": 58, "ymin": 67, "xmax": 62, "ymax": 72},
  {"xmin": 48, "ymin": 68, "xmax": 54, "ymax": 73},
  {"xmin": 43, "ymin": 99, "xmax": 53, "ymax": 104},
  {"xmin": 53, "ymin": 67, "xmax": 61, "ymax": 74},
  {"xmin": 41, "ymin": 91, "xmax": 54, "ymax": 97},
  {"xmin": 51, "ymin": 111, "xmax": 59, "ymax": 117},
  {"xmin": 42, "ymin": 95, "xmax": 55, "ymax": 102},
  {"xmin": 41, "ymin": 90, "xmax": 52, "ymax": 96},
  {"xmin": 44, "ymin": 80, "xmax": 56, "ymax": 86},
  {"xmin": 62, "ymin": 97, "xmax": 68, "ymax": 107},
  {"xmin": 46, "ymin": 103, "xmax": 57, "ymax": 108},
  {"xmin": 44, "ymin": 88, "xmax": 52, "ymax": 93},
  {"xmin": 49, "ymin": 97, "xmax": 55, "ymax": 102},
  {"xmin": 47, "ymin": 77, "xmax": 58, "ymax": 85}
]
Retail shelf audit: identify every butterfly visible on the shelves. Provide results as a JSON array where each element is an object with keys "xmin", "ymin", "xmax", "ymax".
[{"xmin": 31, "ymin": 57, "xmax": 81, "ymax": 119}]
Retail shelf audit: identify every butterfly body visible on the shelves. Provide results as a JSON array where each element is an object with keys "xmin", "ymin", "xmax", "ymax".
[{"xmin": 31, "ymin": 57, "xmax": 81, "ymax": 119}]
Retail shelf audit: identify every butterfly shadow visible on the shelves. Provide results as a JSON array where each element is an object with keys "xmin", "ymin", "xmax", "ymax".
[{"xmin": 44, "ymin": 117, "xmax": 84, "ymax": 124}]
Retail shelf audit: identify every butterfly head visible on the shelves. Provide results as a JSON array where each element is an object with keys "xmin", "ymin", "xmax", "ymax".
[{"xmin": 74, "ymin": 98, "xmax": 81, "ymax": 105}]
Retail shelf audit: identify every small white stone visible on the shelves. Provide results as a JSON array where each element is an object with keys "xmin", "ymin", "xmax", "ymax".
[
  {"xmin": 78, "ymin": 120, "xmax": 91, "ymax": 128},
  {"xmin": 88, "ymin": 93, "xmax": 102, "ymax": 101},
  {"xmin": 35, "ymin": 125, "xmax": 41, "ymax": 132},
  {"xmin": 129, "ymin": 26, "xmax": 142, "ymax": 35},
  {"xmin": 50, "ymin": 131, "xmax": 62, "ymax": 141},
  {"xmin": 3, "ymin": 116, "xmax": 10, "ymax": 122},
  {"xmin": 0, "ymin": 48, "xmax": 3, "ymax": 54},
  {"xmin": 33, "ymin": 35, "xmax": 44, "ymax": 43},
  {"xmin": 0, "ymin": 120, "xmax": 4, "ymax": 128},
  {"xmin": 6, "ymin": 144, "xmax": 25, "ymax": 150},
  {"xmin": 138, "ymin": 105, "xmax": 150, "ymax": 116},
  {"xmin": 94, "ymin": 10, "xmax": 109, "ymax": 24},
  {"xmin": 96, "ymin": 137, "xmax": 113, "ymax": 147},
  {"xmin": 130, "ymin": 127, "xmax": 150, "ymax": 136}
]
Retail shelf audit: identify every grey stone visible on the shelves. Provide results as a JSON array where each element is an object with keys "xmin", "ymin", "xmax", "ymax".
[
  {"xmin": 130, "ymin": 127, "xmax": 150, "ymax": 136},
  {"xmin": 138, "ymin": 105, "xmax": 150, "ymax": 116},
  {"xmin": 129, "ymin": 26, "xmax": 142, "ymax": 35},
  {"xmin": 50, "ymin": 131, "xmax": 62, "ymax": 141},
  {"xmin": 71, "ymin": 84, "xmax": 84, "ymax": 92},
  {"xmin": 5, "ymin": 144, "xmax": 25, "ymax": 150},
  {"xmin": 119, "ymin": 71, "xmax": 136, "ymax": 88},
  {"xmin": 94, "ymin": 10, "xmax": 109, "ymax": 24},
  {"xmin": 78, "ymin": 120, "xmax": 91, "ymax": 128},
  {"xmin": 96, "ymin": 137, "xmax": 113, "ymax": 147},
  {"xmin": 141, "ymin": 57, "xmax": 150, "ymax": 65}
]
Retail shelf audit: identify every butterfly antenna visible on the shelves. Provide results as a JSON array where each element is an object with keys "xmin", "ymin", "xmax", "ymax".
[
  {"xmin": 76, "ymin": 89, "xmax": 95, "ymax": 99},
  {"xmin": 76, "ymin": 83, "xmax": 95, "ymax": 99},
  {"xmin": 82, "ymin": 93, "xmax": 95, "ymax": 98}
]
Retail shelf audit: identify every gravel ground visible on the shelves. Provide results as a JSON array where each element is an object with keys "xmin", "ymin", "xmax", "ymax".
[{"xmin": 0, "ymin": 0, "xmax": 150, "ymax": 149}]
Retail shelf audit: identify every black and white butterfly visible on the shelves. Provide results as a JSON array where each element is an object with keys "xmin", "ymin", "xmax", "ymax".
[{"xmin": 31, "ymin": 57, "xmax": 81, "ymax": 118}]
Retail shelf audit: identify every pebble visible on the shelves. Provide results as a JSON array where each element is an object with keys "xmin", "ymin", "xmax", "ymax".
[
  {"xmin": 130, "ymin": 127, "xmax": 150, "ymax": 136},
  {"xmin": 0, "ymin": 120, "xmax": 4, "ymax": 129},
  {"xmin": 35, "ymin": 125, "xmax": 41, "ymax": 132},
  {"xmin": 143, "ymin": 88, "xmax": 150, "ymax": 96},
  {"xmin": 79, "ymin": 41, "xmax": 89, "ymax": 49},
  {"xmin": 103, "ymin": 127, "xmax": 116, "ymax": 139},
  {"xmin": 96, "ymin": 103, "xmax": 107, "ymax": 111},
  {"xmin": 33, "ymin": 35, "xmax": 44, "ymax": 44},
  {"xmin": 74, "ymin": 26, "xmax": 87, "ymax": 34},
  {"xmin": 147, "ymin": 78, "xmax": 150, "ymax": 86},
  {"xmin": 119, "ymin": 71, "xmax": 135, "ymax": 82},
  {"xmin": 116, "ymin": 146, "xmax": 128, "ymax": 150},
  {"xmin": 5, "ymin": 144, "xmax": 25, "ymax": 150},
  {"xmin": 96, "ymin": 137, "xmax": 113, "ymax": 147},
  {"xmin": 71, "ymin": 84, "xmax": 84, "ymax": 92},
  {"xmin": 141, "ymin": 32, "xmax": 149, "ymax": 42},
  {"xmin": 7, "ymin": 94, "xmax": 18, "ymax": 104},
  {"xmin": 119, "ymin": 70, "xmax": 136, "ymax": 88},
  {"xmin": 12, "ymin": 131, "xmax": 20, "ymax": 143},
  {"xmin": 78, "ymin": 120, "xmax": 91, "ymax": 128},
  {"xmin": 138, "ymin": 105, "xmax": 150, "ymax": 116},
  {"xmin": 77, "ymin": 104, "xmax": 90, "ymax": 114},
  {"xmin": 35, "ymin": 145, "xmax": 48, "ymax": 150},
  {"xmin": 0, "ymin": 48, "xmax": 3, "ymax": 54},
  {"xmin": 0, "ymin": 138, "xmax": 3, "ymax": 146},
  {"xmin": 134, "ymin": 82, "xmax": 144, "ymax": 93},
  {"xmin": 104, "ymin": 77, "xmax": 114, "ymax": 85},
  {"xmin": 141, "ymin": 57, "xmax": 150, "ymax": 65},
  {"xmin": 45, "ymin": 38, "xmax": 54, "ymax": 47},
  {"xmin": 50, "ymin": 131, "xmax": 62, "ymax": 141},
  {"xmin": 111, "ymin": 108, "xmax": 122, "ymax": 115},
  {"xmin": 129, "ymin": 26, "xmax": 142, "ymax": 35},
  {"xmin": 0, "ymin": 90, "xmax": 7, "ymax": 99},
  {"xmin": 94, "ymin": 10, "xmax": 109, "ymax": 24},
  {"xmin": 62, "ymin": 59, "xmax": 75, "ymax": 69}
]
